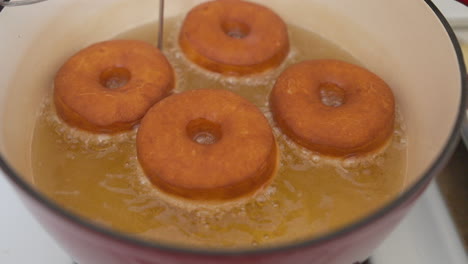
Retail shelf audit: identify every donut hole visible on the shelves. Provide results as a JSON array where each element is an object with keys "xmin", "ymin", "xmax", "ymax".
[
  {"xmin": 319, "ymin": 83, "xmax": 346, "ymax": 107},
  {"xmin": 221, "ymin": 20, "xmax": 250, "ymax": 39},
  {"xmin": 99, "ymin": 66, "xmax": 131, "ymax": 89},
  {"xmin": 186, "ymin": 118, "xmax": 222, "ymax": 145}
]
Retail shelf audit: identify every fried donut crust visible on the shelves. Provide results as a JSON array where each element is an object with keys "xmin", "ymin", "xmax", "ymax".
[
  {"xmin": 270, "ymin": 59, "xmax": 395, "ymax": 157},
  {"xmin": 179, "ymin": 0, "xmax": 289, "ymax": 75},
  {"xmin": 54, "ymin": 40, "xmax": 175, "ymax": 133},
  {"xmin": 137, "ymin": 89, "xmax": 277, "ymax": 200}
]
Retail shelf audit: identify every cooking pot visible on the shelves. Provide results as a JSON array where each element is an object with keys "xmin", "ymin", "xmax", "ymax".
[{"xmin": 0, "ymin": 0, "xmax": 466, "ymax": 263}]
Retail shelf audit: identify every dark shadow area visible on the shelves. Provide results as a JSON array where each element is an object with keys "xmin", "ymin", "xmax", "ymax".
[{"xmin": 437, "ymin": 141, "xmax": 468, "ymax": 250}]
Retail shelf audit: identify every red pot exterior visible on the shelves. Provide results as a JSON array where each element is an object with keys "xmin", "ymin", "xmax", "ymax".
[{"xmin": 15, "ymin": 179, "xmax": 430, "ymax": 264}]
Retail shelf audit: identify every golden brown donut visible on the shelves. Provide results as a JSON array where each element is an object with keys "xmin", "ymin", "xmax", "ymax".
[
  {"xmin": 137, "ymin": 89, "xmax": 277, "ymax": 201},
  {"xmin": 270, "ymin": 59, "xmax": 395, "ymax": 157},
  {"xmin": 54, "ymin": 40, "xmax": 175, "ymax": 133},
  {"xmin": 179, "ymin": 0, "xmax": 289, "ymax": 75}
]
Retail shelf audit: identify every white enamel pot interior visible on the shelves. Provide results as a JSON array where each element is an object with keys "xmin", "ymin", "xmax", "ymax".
[{"xmin": 0, "ymin": 0, "xmax": 466, "ymax": 262}]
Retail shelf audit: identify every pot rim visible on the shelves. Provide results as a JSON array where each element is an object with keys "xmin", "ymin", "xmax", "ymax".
[{"xmin": 0, "ymin": 0, "xmax": 466, "ymax": 257}]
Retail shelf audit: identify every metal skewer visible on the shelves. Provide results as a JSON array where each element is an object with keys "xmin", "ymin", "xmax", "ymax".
[{"xmin": 157, "ymin": 0, "xmax": 165, "ymax": 50}]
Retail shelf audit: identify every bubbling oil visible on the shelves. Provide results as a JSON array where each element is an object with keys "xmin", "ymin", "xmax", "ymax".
[{"xmin": 31, "ymin": 17, "xmax": 407, "ymax": 249}]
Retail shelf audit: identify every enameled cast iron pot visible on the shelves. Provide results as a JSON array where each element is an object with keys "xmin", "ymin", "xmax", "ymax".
[{"xmin": 0, "ymin": 0, "xmax": 466, "ymax": 263}]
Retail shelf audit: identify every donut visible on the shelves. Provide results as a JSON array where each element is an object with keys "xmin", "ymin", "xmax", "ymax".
[
  {"xmin": 270, "ymin": 59, "xmax": 395, "ymax": 157},
  {"xmin": 137, "ymin": 89, "xmax": 277, "ymax": 201},
  {"xmin": 54, "ymin": 40, "xmax": 175, "ymax": 133},
  {"xmin": 179, "ymin": 0, "xmax": 289, "ymax": 75}
]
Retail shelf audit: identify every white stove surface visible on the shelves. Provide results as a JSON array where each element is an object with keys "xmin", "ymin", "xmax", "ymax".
[{"xmin": 0, "ymin": 0, "xmax": 467, "ymax": 263}]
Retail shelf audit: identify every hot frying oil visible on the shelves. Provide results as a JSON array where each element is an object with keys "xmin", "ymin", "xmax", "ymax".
[{"xmin": 31, "ymin": 18, "xmax": 407, "ymax": 248}]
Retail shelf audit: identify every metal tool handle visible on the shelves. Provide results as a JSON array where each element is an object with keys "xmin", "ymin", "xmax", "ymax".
[
  {"xmin": 157, "ymin": 0, "xmax": 164, "ymax": 50},
  {"xmin": 0, "ymin": 0, "xmax": 47, "ymax": 7}
]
